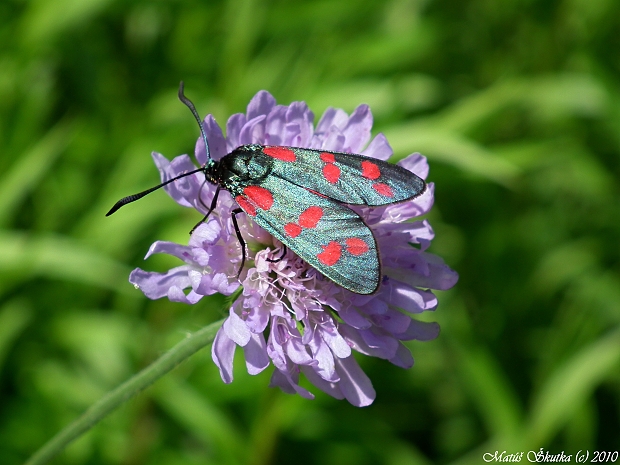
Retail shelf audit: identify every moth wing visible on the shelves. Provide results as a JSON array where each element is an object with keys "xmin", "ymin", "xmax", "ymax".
[
  {"xmin": 261, "ymin": 146, "xmax": 425, "ymax": 206},
  {"xmin": 231, "ymin": 174, "xmax": 380, "ymax": 294}
]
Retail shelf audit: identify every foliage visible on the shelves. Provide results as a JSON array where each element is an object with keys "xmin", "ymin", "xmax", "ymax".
[{"xmin": 1, "ymin": 0, "xmax": 619, "ymax": 463}]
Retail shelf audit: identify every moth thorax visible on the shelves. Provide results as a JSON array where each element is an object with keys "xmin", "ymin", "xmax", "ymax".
[{"xmin": 227, "ymin": 149, "xmax": 273, "ymax": 182}]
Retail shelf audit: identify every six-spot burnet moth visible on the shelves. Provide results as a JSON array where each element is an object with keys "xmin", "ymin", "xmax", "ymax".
[{"xmin": 107, "ymin": 82, "xmax": 426, "ymax": 294}]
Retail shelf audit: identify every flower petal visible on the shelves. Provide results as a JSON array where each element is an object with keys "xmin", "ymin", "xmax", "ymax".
[
  {"xmin": 321, "ymin": 326, "xmax": 352, "ymax": 359},
  {"xmin": 129, "ymin": 266, "xmax": 192, "ymax": 300},
  {"xmin": 212, "ymin": 327, "xmax": 236, "ymax": 383},
  {"xmin": 167, "ymin": 286, "xmax": 203, "ymax": 304},
  {"xmin": 238, "ymin": 115, "xmax": 267, "ymax": 145},
  {"xmin": 245, "ymin": 305, "xmax": 270, "ymax": 332},
  {"xmin": 196, "ymin": 272, "xmax": 239, "ymax": 296},
  {"xmin": 409, "ymin": 182, "xmax": 435, "ymax": 216},
  {"xmin": 264, "ymin": 106, "xmax": 288, "ymax": 145},
  {"xmin": 362, "ymin": 133, "xmax": 393, "ymax": 161},
  {"xmin": 190, "ymin": 247, "xmax": 210, "ymax": 267},
  {"xmin": 285, "ymin": 337, "xmax": 313, "ymax": 365},
  {"xmin": 144, "ymin": 240, "xmax": 193, "ymax": 261},
  {"xmin": 397, "ymin": 253, "xmax": 460, "ymax": 290},
  {"xmin": 334, "ymin": 356, "xmax": 376, "ymax": 407},
  {"xmin": 244, "ymin": 333, "xmax": 270, "ymax": 375},
  {"xmin": 382, "ymin": 185, "xmax": 434, "ymax": 221},
  {"xmin": 283, "ymin": 102, "xmax": 314, "ymax": 146},
  {"xmin": 226, "ymin": 113, "xmax": 246, "ymax": 151},
  {"xmin": 223, "ymin": 310, "xmax": 252, "ymax": 346},
  {"xmin": 315, "ymin": 107, "xmax": 348, "ymax": 135},
  {"xmin": 400, "ymin": 219, "xmax": 435, "ymax": 245},
  {"xmin": 342, "ymin": 104, "xmax": 373, "ymax": 152},
  {"xmin": 309, "ymin": 334, "xmax": 338, "ymax": 382},
  {"xmin": 301, "ymin": 365, "xmax": 344, "ymax": 400},
  {"xmin": 152, "ymin": 152, "xmax": 197, "ymax": 207},
  {"xmin": 196, "ymin": 115, "xmax": 227, "ymax": 163},
  {"xmin": 398, "ymin": 152, "xmax": 429, "ymax": 179},
  {"xmin": 389, "ymin": 343, "xmax": 414, "ymax": 368},
  {"xmin": 321, "ymin": 127, "xmax": 346, "ymax": 151},
  {"xmin": 247, "ymin": 90, "xmax": 276, "ymax": 120},
  {"xmin": 269, "ymin": 368, "xmax": 315, "ymax": 399},
  {"xmin": 339, "ymin": 304, "xmax": 372, "ymax": 329},
  {"xmin": 359, "ymin": 328, "xmax": 399, "ymax": 357},
  {"xmin": 370, "ymin": 308, "xmax": 412, "ymax": 334},
  {"xmin": 385, "ymin": 279, "xmax": 439, "ymax": 313}
]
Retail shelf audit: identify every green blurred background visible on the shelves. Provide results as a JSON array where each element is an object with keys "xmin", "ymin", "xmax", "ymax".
[{"xmin": 2, "ymin": 0, "xmax": 619, "ymax": 463}]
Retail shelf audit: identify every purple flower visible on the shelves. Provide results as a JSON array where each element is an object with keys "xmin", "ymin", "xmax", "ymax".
[{"xmin": 131, "ymin": 91, "xmax": 458, "ymax": 406}]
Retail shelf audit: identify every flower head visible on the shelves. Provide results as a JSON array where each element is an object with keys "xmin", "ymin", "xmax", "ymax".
[{"xmin": 131, "ymin": 91, "xmax": 458, "ymax": 406}]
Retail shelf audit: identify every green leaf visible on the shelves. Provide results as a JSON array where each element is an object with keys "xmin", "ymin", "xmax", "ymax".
[
  {"xmin": 0, "ymin": 231, "xmax": 132, "ymax": 293},
  {"xmin": 526, "ymin": 329, "xmax": 620, "ymax": 445},
  {"xmin": 0, "ymin": 120, "xmax": 77, "ymax": 227}
]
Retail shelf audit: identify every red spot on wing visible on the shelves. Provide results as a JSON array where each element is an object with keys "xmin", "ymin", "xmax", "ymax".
[
  {"xmin": 361, "ymin": 160, "xmax": 381, "ymax": 180},
  {"xmin": 284, "ymin": 223, "xmax": 302, "ymax": 238},
  {"xmin": 263, "ymin": 146, "xmax": 296, "ymax": 162},
  {"xmin": 346, "ymin": 238, "xmax": 370, "ymax": 256},
  {"xmin": 317, "ymin": 241, "xmax": 342, "ymax": 266},
  {"xmin": 235, "ymin": 195, "xmax": 256, "ymax": 216},
  {"xmin": 373, "ymin": 183, "xmax": 394, "ymax": 197},
  {"xmin": 284, "ymin": 206, "xmax": 323, "ymax": 237},
  {"xmin": 243, "ymin": 185, "xmax": 274, "ymax": 210},
  {"xmin": 320, "ymin": 152, "xmax": 336, "ymax": 163},
  {"xmin": 298, "ymin": 206, "xmax": 323, "ymax": 228},
  {"xmin": 323, "ymin": 163, "xmax": 341, "ymax": 184}
]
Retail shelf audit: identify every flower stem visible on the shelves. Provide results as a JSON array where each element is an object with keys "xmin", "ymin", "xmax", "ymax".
[{"xmin": 24, "ymin": 319, "xmax": 224, "ymax": 465}]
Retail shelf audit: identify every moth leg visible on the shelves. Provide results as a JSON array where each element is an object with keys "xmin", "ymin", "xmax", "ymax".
[
  {"xmin": 266, "ymin": 245, "xmax": 288, "ymax": 263},
  {"xmin": 197, "ymin": 178, "xmax": 210, "ymax": 211},
  {"xmin": 231, "ymin": 208, "xmax": 247, "ymax": 278},
  {"xmin": 190, "ymin": 186, "xmax": 221, "ymax": 235}
]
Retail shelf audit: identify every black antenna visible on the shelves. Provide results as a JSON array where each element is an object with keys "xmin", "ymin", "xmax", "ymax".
[
  {"xmin": 178, "ymin": 81, "xmax": 211, "ymax": 162},
  {"xmin": 106, "ymin": 166, "xmax": 206, "ymax": 216},
  {"xmin": 106, "ymin": 82, "xmax": 210, "ymax": 216}
]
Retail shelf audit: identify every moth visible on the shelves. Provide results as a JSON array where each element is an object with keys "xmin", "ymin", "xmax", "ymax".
[{"xmin": 107, "ymin": 83, "xmax": 426, "ymax": 294}]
